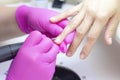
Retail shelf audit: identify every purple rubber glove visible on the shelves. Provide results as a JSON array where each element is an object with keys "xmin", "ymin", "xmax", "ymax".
[
  {"xmin": 6, "ymin": 31, "xmax": 59, "ymax": 80},
  {"xmin": 16, "ymin": 5, "xmax": 75, "ymax": 53}
]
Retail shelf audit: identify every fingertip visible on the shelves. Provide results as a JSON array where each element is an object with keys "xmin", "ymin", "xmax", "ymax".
[
  {"xmin": 105, "ymin": 34, "xmax": 112, "ymax": 45},
  {"xmin": 59, "ymin": 42, "xmax": 67, "ymax": 53},
  {"xmin": 54, "ymin": 34, "xmax": 66, "ymax": 44},
  {"xmin": 80, "ymin": 53, "xmax": 85, "ymax": 60},
  {"xmin": 66, "ymin": 51, "xmax": 74, "ymax": 57},
  {"xmin": 54, "ymin": 38, "xmax": 62, "ymax": 44},
  {"xmin": 50, "ymin": 17, "xmax": 57, "ymax": 23},
  {"xmin": 106, "ymin": 38, "xmax": 112, "ymax": 45},
  {"xmin": 80, "ymin": 49, "xmax": 89, "ymax": 60},
  {"xmin": 30, "ymin": 30, "xmax": 42, "ymax": 36},
  {"xmin": 24, "ymin": 31, "xmax": 42, "ymax": 46}
]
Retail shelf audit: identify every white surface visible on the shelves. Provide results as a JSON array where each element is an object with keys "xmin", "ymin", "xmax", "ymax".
[
  {"xmin": 116, "ymin": 23, "xmax": 120, "ymax": 44},
  {"xmin": 31, "ymin": 0, "xmax": 48, "ymax": 8},
  {"xmin": 0, "ymin": 2, "xmax": 120, "ymax": 80}
]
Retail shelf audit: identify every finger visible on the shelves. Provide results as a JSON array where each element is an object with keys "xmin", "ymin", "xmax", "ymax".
[
  {"xmin": 23, "ymin": 31, "xmax": 42, "ymax": 46},
  {"xmin": 80, "ymin": 19, "xmax": 107, "ymax": 59},
  {"xmin": 57, "ymin": 19, "xmax": 69, "ymax": 28},
  {"xmin": 43, "ymin": 44, "xmax": 59, "ymax": 63},
  {"xmin": 104, "ymin": 14, "xmax": 119, "ymax": 45},
  {"xmin": 50, "ymin": 3, "xmax": 83, "ymax": 23},
  {"xmin": 58, "ymin": 20, "xmax": 76, "ymax": 44},
  {"xmin": 59, "ymin": 31, "xmax": 75, "ymax": 53},
  {"xmin": 59, "ymin": 41, "xmax": 67, "ymax": 53},
  {"xmin": 66, "ymin": 14, "xmax": 93, "ymax": 57},
  {"xmin": 64, "ymin": 31, "xmax": 75, "ymax": 44},
  {"xmin": 54, "ymin": 6, "xmax": 86, "ymax": 44},
  {"xmin": 44, "ymin": 32, "xmax": 54, "ymax": 38},
  {"xmin": 47, "ymin": 24, "xmax": 63, "ymax": 37},
  {"xmin": 37, "ymin": 35, "xmax": 53, "ymax": 53}
]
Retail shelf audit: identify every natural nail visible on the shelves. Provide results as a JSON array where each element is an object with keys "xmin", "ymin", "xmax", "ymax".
[
  {"xmin": 108, "ymin": 37, "xmax": 112, "ymax": 45},
  {"xmin": 66, "ymin": 51, "xmax": 72, "ymax": 57},
  {"xmin": 50, "ymin": 17, "xmax": 56, "ymax": 21}
]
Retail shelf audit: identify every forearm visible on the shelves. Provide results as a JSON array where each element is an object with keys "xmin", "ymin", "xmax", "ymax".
[{"xmin": 0, "ymin": 6, "xmax": 24, "ymax": 42}]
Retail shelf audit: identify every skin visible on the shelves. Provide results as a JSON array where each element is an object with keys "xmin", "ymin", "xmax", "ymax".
[
  {"xmin": 0, "ymin": 7, "xmax": 24, "ymax": 42},
  {"xmin": 50, "ymin": 0, "xmax": 120, "ymax": 59}
]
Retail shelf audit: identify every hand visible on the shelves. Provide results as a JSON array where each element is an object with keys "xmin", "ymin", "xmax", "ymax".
[
  {"xmin": 6, "ymin": 31, "xmax": 59, "ymax": 80},
  {"xmin": 50, "ymin": 0, "xmax": 120, "ymax": 59},
  {"xmin": 16, "ymin": 5, "xmax": 75, "ymax": 53}
]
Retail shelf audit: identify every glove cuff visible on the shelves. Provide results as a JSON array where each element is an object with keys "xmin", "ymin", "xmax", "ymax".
[{"xmin": 16, "ymin": 5, "xmax": 34, "ymax": 33}]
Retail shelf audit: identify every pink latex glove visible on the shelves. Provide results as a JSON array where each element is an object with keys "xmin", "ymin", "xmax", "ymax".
[
  {"xmin": 16, "ymin": 5, "xmax": 75, "ymax": 53},
  {"xmin": 6, "ymin": 31, "xmax": 59, "ymax": 80}
]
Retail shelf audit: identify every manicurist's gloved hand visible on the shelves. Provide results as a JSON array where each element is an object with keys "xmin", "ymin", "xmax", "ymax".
[
  {"xmin": 6, "ymin": 31, "xmax": 59, "ymax": 80},
  {"xmin": 16, "ymin": 5, "xmax": 75, "ymax": 53}
]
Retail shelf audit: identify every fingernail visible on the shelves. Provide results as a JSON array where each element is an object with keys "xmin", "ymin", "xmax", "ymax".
[
  {"xmin": 50, "ymin": 17, "xmax": 56, "ymax": 21},
  {"xmin": 80, "ymin": 51, "xmax": 87, "ymax": 59},
  {"xmin": 108, "ymin": 37, "xmax": 112, "ymax": 45},
  {"xmin": 54, "ymin": 38, "xmax": 61, "ymax": 44},
  {"xmin": 66, "ymin": 51, "xmax": 72, "ymax": 57},
  {"xmin": 80, "ymin": 53, "xmax": 85, "ymax": 59},
  {"xmin": 106, "ymin": 35, "xmax": 112, "ymax": 45}
]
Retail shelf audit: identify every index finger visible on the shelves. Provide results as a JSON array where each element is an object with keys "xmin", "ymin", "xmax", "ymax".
[{"xmin": 50, "ymin": 3, "xmax": 83, "ymax": 23}]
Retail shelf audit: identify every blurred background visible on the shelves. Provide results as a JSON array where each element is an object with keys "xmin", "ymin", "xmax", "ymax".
[
  {"xmin": 0, "ymin": 0, "xmax": 120, "ymax": 80},
  {"xmin": 0, "ymin": 0, "xmax": 81, "ymax": 6}
]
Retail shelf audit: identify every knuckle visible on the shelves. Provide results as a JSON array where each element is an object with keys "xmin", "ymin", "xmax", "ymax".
[
  {"xmin": 108, "ymin": 29, "xmax": 114, "ymax": 33},
  {"xmin": 87, "ymin": 6, "xmax": 96, "ymax": 16},
  {"xmin": 45, "ymin": 37, "xmax": 53, "ymax": 45},
  {"xmin": 70, "ymin": 20, "xmax": 78, "ymax": 28},
  {"xmin": 76, "ymin": 27, "xmax": 86, "ymax": 36},
  {"xmin": 96, "ymin": 12, "xmax": 108, "ymax": 21},
  {"xmin": 65, "ymin": 9, "xmax": 72, "ymax": 16},
  {"xmin": 87, "ymin": 7, "xmax": 108, "ymax": 21},
  {"xmin": 70, "ymin": 42, "xmax": 78, "ymax": 51},
  {"xmin": 65, "ymin": 12, "xmax": 70, "ymax": 17},
  {"xmin": 87, "ymin": 34, "xmax": 97, "ymax": 41},
  {"xmin": 76, "ymin": 29, "xmax": 84, "ymax": 37},
  {"xmin": 73, "ymin": 10, "xmax": 80, "ymax": 15}
]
